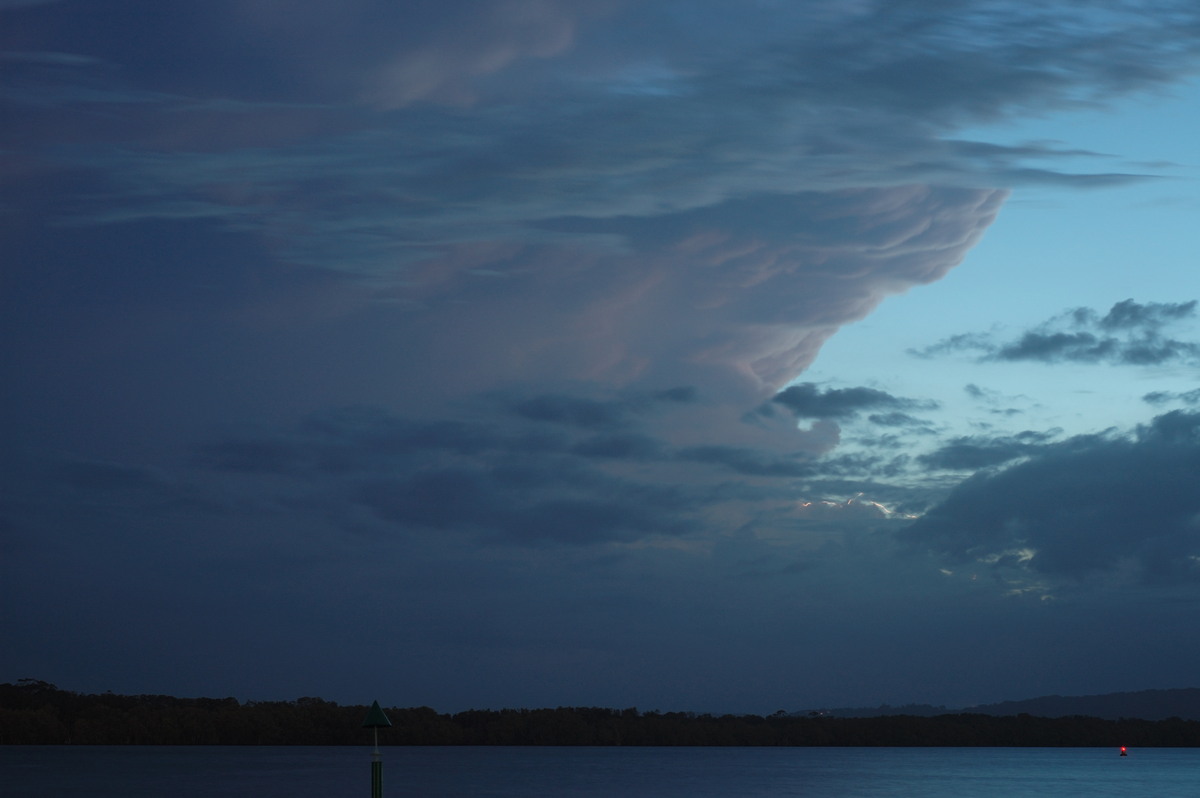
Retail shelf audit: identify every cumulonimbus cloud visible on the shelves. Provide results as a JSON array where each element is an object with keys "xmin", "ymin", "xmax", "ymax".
[
  {"xmin": 902, "ymin": 411, "xmax": 1200, "ymax": 586},
  {"xmin": 7, "ymin": 0, "xmax": 1200, "ymax": 548}
]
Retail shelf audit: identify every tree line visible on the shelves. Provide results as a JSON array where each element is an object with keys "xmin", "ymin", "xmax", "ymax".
[{"xmin": 4, "ymin": 680, "xmax": 1200, "ymax": 747}]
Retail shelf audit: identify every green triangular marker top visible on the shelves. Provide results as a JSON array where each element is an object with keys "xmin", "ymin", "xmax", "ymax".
[{"xmin": 362, "ymin": 699, "xmax": 393, "ymax": 728}]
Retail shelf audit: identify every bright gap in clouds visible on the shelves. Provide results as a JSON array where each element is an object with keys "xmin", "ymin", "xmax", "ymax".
[{"xmin": 805, "ymin": 77, "xmax": 1200, "ymax": 456}]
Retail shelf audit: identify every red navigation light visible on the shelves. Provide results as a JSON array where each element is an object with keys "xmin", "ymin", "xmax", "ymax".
[{"xmin": 1120, "ymin": 746, "xmax": 1127, "ymax": 756}]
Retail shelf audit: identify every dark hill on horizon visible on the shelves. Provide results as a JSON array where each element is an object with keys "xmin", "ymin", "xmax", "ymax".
[
  {"xmin": 8, "ymin": 681, "xmax": 1200, "ymax": 745},
  {"xmin": 811, "ymin": 688, "xmax": 1200, "ymax": 721}
]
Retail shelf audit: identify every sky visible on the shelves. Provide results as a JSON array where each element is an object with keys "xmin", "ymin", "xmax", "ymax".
[{"xmin": 5, "ymin": 0, "xmax": 1200, "ymax": 715}]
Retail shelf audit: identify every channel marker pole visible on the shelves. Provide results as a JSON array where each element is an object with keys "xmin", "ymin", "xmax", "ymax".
[{"xmin": 362, "ymin": 700, "xmax": 392, "ymax": 798}]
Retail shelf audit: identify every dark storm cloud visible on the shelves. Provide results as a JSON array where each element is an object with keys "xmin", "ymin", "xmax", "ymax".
[
  {"xmin": 192, "ymin": 400, "xmax": 795, "ymax": 547},
  {"xmin": 197, "ymin": 411, "xmax": 513, "ymax": 475},
  {"xmin": 806, "ymin": 451, "xmax": 913, "ymax": 481},
  {"xmin": 903, "ymin": 411, "xmax": 1200, "ymax": 585},
  {"xmin": 198, "ymin": 439, "xmax": 309, "ymax": 475},
  {"xmin": 508, "ymin": 388, "xmax": 700, "ymax": 436},
  {"xmin": 8, "ymin": 0, "xmax": 1200, "ymax": 274},
  {"xmin": 513, "ymin": 395, "xmax": 631, "ymax": 430},
  {"xmin": 49, "ymin": 458, "xmax": 168, "ymax": 493},
  {"xmin": 913, "ymin": 299, "xmax": 1200, "ymax": 365},
  {"xmin": 7, "ymin": 0, "xmax": 1177, "ymax": 425},
  {"xmin": 8, "ymin": 0, "xmax": 1200, "ymax": 713},
  {"xmin": 190, "ymin": 392, "xmax": 927, "ymax": 550},
  {"xmin": 917, "ymin": 429, "xmax": 1062, "ymax": 471},
  {"xmin": 675, "ymin": 445, "xmax": 815, "ymax": 478},
  {"xmin": 771, "ymin": 383, "xmax": 937, "ymax": 421},
  {"xmin": 652, "ymin": 386, "xmax": 699, "ymax": 404},
  {"xmin": 359, "ymin": 467, "xmax": 695, "ymax": 546},
  {"xmin": 570, "ymin": 432, "xmax": 661, "ymax": 460}
]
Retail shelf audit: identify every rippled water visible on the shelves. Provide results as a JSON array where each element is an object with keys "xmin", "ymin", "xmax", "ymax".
[{"xmin": 3, "ymin": 745, "xmax": 1195, "ymax": 797}]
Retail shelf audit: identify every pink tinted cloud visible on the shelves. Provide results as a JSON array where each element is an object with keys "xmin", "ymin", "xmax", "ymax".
[
  {"xmin": 382, "ymin": 185, "xmax": 1006, "ymax": 422},
  {"xmin": 366, "ymin": 0, "xmax": 582, "ymax": 108},
  {"xmin": 232, "ymin": 0, "xmax": 604, "ymax": 107}
]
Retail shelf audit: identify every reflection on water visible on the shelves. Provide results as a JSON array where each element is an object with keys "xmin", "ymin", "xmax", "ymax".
[{"xmin": 2, "ymin": 745, "xmax": 1196, "ymax": 798}]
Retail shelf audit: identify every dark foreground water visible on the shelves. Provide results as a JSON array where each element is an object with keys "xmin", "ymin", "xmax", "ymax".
[{"xmin": 3, "ymin": 745, "xmax": 1198, "ymax": 797}]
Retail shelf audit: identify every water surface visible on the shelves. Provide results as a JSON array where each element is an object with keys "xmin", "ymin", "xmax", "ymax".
[{"xmin": 2, "ymin": 745, "xmax": 1194, "ymax": 797}]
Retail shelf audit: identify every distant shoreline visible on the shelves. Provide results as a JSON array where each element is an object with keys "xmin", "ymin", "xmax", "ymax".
[{"xmin": 5, "ymin": 682, "xmax": 1200, "ymax": 747}]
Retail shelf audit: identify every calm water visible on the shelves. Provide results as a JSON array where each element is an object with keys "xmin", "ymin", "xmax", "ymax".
[{"xmin": 2, "ymin": 745, "xmax": 1198, "ymax": 797}]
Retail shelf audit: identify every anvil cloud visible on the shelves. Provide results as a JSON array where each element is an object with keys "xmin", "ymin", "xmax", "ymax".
[{"xmin": 5, "ymin": 0, "xmax": 1200, "ymax": 712}]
